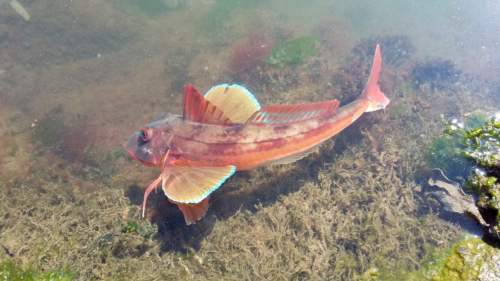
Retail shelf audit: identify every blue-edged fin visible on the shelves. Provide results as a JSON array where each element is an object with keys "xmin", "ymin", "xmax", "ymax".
[
  {"xmin": 161, "ymin": 165, "xmax": 236, "ymax": 204},
  {"xmin": 249, "ymin": 100, "xmax": 339, "ymax": 124},
  {"xmin": 204, "ymin": 84, "xmax": 261, "ymax": 123}
]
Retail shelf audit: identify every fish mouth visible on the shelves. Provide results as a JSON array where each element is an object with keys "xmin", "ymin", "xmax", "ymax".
[{"xmin": 125, "ymin": 131, "xmax": 142, "ymax": 160}]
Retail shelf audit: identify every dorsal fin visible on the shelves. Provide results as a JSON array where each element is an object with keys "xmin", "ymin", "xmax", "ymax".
[
  {"xmin": 248, "ymin": 99, "xmax": 340, "ymax": 124},
  {"xmin": 183, "ymin": 84, "xmax": 233, "ymax": 125},
  {"xmin": 204, "ymin": 84, "xmax": 261, "ymax": 123}
]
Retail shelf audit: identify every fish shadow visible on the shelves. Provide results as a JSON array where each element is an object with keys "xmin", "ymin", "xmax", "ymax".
[{"xmin": 142, "ymin": 152, "xmax": 325, "ymax": 253}]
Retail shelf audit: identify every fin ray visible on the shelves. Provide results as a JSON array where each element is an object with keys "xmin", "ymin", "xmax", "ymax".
[
  {"xmin": 249, "ymin": 100, "xmax": 339, "ymax": 124},
  {"xmin": 183, "ymin": 84, "xmax": 233, "ymax": 125},
  {"xmin": 204, "ymin": 84, "xmax": 261, "ymax": 123}
]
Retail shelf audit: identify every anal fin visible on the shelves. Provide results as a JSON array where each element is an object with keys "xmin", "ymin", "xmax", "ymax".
[{"xmin": 269, "ymin": 146, "xmax": 319, "ymax": 165}]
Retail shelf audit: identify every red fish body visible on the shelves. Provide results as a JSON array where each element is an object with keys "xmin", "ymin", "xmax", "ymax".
[{"xmin": 126, "ymin": 45, "xmax": 390, "ymax": 224}]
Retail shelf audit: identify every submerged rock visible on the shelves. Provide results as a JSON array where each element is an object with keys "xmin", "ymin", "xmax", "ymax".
[
  {"xmin": 432, "ymin": 238, "xmax": 499, "ymax": 281},
  {"xmin": 366, "ymin": 238, "xmax": 500, "ymax": 281},
  {"xmin": 426, "ymin": 169, "xmax": 486, "ymax": 227},
  {"xmin": 426, "ymin": 115, "xmax": 500, "ymax": 241}
]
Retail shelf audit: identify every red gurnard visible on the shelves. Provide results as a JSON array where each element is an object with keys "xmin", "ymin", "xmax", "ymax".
[{"xmin": 126, "ymin": 45, "xmax": 390, "ymax": 225}]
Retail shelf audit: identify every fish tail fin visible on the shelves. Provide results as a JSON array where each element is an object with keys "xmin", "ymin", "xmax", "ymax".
[{"xmin": 361, "ymin": 44, "xmax": 390, "ymax": 112}]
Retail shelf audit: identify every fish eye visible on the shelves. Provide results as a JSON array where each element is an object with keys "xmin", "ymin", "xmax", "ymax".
[{"xmin": 138, "ymin": 129, "xmax": 150, "ymax": 145}]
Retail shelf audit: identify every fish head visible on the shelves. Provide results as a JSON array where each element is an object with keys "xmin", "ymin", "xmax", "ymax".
[{"xmin": 126, "ymin": 114, "xmax": 178, "ymax": 167}]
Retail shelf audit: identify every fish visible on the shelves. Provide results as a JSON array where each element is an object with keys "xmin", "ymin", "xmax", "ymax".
[{"xmin": 126, "ymin": 45, "xmax": 390, "ymax": 225}]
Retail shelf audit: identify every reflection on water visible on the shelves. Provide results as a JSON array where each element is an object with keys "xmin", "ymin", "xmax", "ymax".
[{"xmin": 0, "ymin": 0, "xmax": 499, "ymax": 280}]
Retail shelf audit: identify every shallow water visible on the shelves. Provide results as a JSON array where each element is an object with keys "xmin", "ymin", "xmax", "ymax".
[{"xmin": 0, "ymin": 0, "xmax": 499, "ymax": 280}]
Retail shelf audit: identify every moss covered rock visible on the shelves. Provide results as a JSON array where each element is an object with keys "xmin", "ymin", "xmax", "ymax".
[
  {"xmin": 427, "ymin": 115, "xmax": 500, "ymax": 239},
  {"xmin": 431, "ymin": 238, "xmax": 499, "ymax": 281},
  {"xmin": 368, "ymin": 238, "xmax": 499, "ymax": 281}
]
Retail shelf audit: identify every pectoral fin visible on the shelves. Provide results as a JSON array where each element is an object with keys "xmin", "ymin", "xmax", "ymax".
[{"xmin": 161, "ymin": 165, "xmax": 236, "ymax": 204}]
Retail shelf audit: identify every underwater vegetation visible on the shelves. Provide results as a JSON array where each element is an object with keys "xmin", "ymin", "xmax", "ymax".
[
  {"xmin": 351, "ymin": 35, "xmax": 414, "ymax": 68},
  {"xmin": 428, "ymin": 115, "xmax": 500, "ymax": 240},
  {"xmin": 330, "ymin": 58, "xmax": 368, "ymax": 104},
  {"xmin": 0, "ymin": 260, "xmax": 74, "ymax": 281},
  {"xmin": 410, "ymin": 59, "xmax": 462, "ymax": 91},
  {"xmin": 331, "ymin": 35, "xmax": 413, "ymax": 104},
  {"xmin": 365, "ymin": 237, "xmax": 499, "ymax": 281},
  {"xmin": 266, "ymin": 36, "xmax": 317, "ymax": 67},
  {"xmin": 31, "ymin": 106, "xmax": 120, "ymax": 183},
  {"xmin": 197, "ymin": 0, "xmax": 263, "ymax": 36},
  {"xmin": 228, "ymin": 33, "xmax": 273, "ymax": 79},
  {"xmin": 32, "ymin": 106, "xmax": 94, "ymax": 162}
]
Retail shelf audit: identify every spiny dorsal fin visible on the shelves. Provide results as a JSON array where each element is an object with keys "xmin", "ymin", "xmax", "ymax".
[
  {"xmin": 249, "ymin": 99, "xmax": 340, "ymax": 124},
  {"xmin": 204, "ymin": 84, "xmax": 261, "ymax": 123},
  {"xmin": 161, "ymin": 165, "xmax": 236, "ymax": 204},
  {"xmin": 183, "ymin": 84, "xmax": 233, "ymax": 125}
]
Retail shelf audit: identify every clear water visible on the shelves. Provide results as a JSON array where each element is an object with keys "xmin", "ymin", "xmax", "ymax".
[{"xmin": 0, "ymin": 0, "xmax": 498, "ymax": 280}]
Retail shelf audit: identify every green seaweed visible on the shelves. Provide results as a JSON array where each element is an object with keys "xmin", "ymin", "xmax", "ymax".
[
  {"xmin": 121, "ymin": 220, "xmax": 156, "ymax": 239},
  {"xmin": 428, "ymin": 114, "xmax": 500, "ymax": 239},
  {"xmin": 121, "ymin": 220, "xmax": 140, "ymax": 234},
  {"xmin": 0, "ymin": 260, "xmax": 74, "ymax": 281},
  {"xmin": 367, "ymin": 238, "xmax": 498, "ymax": 281},
  {"xmin": 267, "ymin": 37, "xmax": 317, "ymax": 67},
  {"xmin": 425, "ymin": 133, "xmax": 470, "ymax": 179}
]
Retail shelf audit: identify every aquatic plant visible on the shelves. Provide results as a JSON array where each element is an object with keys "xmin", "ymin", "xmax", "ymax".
[
  {"xmin": 32, "ymin": 105, "xmax": 65, "ymax": 150},
  {"xmin": 121, "ymin": 220, "xmax": 140, "ymax": 234},
  {"xmin": 229, "ymin": 34, "xmax": 273, "ymax": 78},
  {"xmin": 330, "ymin": 59, "xmax": 367, "ymax": 104},
  {"xmin": 425, "ymin": 131, "xmax": 471, "ymax": 180},
  {"xmin": 0, "ymin": 260, "xmax": 74, "ymax": 281},
  {"xmin": 369, "ymin": 238, "xmax": 499, "ymax": 281},
  {"xmin": 429, "ymin": 115, "xmax": 500, "ymax": 240},
  {"xmin": 330, "ymin": 36, "xmax": 411, "ymax": 104},
  {"xmin": 266, "ymin": 36, "xmax": 317, "ymax": 67},
  {"xmin": 197, "ymin": 0, "xmax": 263, "ymax": 36},
  {"xmin": 352, "ymin": 35, "xmax": 414, "ymax": 68},
  {"xmin": 32, "ymin": 108, "xmax": 98, "ymax": 163},
  {"xmin": 410, "ymin": 59, "xmax": 462, "ymax": 91},
  {"xmin": 121, "ymin": 220, "xmax": 156, "ymax": 239}
]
